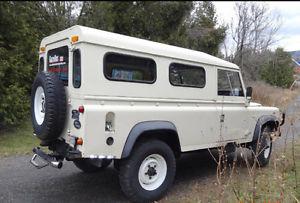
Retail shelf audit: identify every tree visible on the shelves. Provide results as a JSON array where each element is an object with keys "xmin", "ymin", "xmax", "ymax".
[
  {"xmin": 229, "ymin": 2, "xmax": 281, "ymax": 81},
  {"xmin": 186, "ymin": 1, "xmax": 227, "ymax": 55},
  {"xmin": 28, "ymin": 1, "xmax": 80, "ymax": 37},
  {"xmin": 78, "ymin": 1, "xmax": 226, "ymax": 56},
  {"xmin": 260, "ymin": 48, "xmax": 294, "ymax": 88},
  {"xmin": 78, "ymin": 1, "xmax": 193, "ymax": 45},
  {"xmin": 0, "ymin": 2, "xmax": 37, "ymax": 127}
]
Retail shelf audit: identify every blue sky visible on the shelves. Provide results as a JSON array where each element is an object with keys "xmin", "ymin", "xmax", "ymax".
[{"xmin": 213, "ymin": 1, "xmax": 300, "ymax": 52}]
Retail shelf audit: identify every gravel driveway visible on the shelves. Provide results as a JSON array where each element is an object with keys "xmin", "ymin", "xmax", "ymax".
[{"xmin": 0, "ymin": 151, "xmax": 221, "ymax": 203}]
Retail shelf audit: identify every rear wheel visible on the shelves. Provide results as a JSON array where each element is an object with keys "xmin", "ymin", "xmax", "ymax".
[
  {"xmin": 119, "ymin": 140, "xmax": 176, "ymax": 202},
  {"xmin": 73, "ymin": 158, "xmax": 112, "ymax": 173}
]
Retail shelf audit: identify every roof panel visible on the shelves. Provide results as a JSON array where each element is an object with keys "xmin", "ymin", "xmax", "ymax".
[{"xmin": 41, "ymin": 25, "xmax": 239, "ymax": 70}]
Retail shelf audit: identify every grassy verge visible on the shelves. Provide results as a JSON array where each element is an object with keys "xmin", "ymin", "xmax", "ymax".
[
  {"xmin": 251, "ymin": 81, "xmax": 299, "ymax": 111},
  {"xmin": 0, "ymin": 119, "xmax": 39, "ymax": 157},
  {"xmin": 227, "ymin": 141, "xmax": 300, "ymax": 202},
  {"xmin": 161, "ymin": 141, "xmax": 300, "ymax": 202}
]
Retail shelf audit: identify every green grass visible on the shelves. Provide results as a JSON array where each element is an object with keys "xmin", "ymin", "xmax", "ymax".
[{"xmin": 0, "ymin": 119, "xmax": 39, "ymax": 157}]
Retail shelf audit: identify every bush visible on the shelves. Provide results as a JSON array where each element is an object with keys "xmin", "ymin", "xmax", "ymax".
[
  {"xmin": 0, "ymin": 85, "xmax": 29, "ymax": 128},
  {"xmin": 0, "ymin": 2, "xmax": 38, "ymax": 129},
  {"xmin": 0, "ymin": 50, "xmax": 33, "ymax": 127},
  {"xmin": 260, "ymin": 48, "xmax": 294, "ymax": 88}
]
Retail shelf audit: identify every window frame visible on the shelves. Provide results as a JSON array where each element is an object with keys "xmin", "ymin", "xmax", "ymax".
[
  {"xmin": 169, "ymin": 62, "xmax": 206, "ymax": 88},
  {"xmin": 103, "ymin": 52, "xmax": 157, "ymax": 84},
  {"xmin": 72, "ymin": 49, "xmax": 81, "ymax": 88},
  {"xmin": 217, "ymin": 69, "xmax": 245, "ymax": 97}
]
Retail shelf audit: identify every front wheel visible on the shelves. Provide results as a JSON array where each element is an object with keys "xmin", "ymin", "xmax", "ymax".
[
  {"xmin": 73, "ymin": 158, "xmax": 112, "ymax": 173},
  {"xmin": 251, "ymin": 126, "xmax": 273, "ymax": 167},
  {"xmin": 119, "ymin": 140, "xmax": 176, "ymax": 202}
]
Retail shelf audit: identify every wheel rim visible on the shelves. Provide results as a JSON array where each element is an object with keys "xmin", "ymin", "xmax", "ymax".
[
  {"xmin": 264, "ymin": 136, "xmax": 271, "ymax": 159},
  {"xmin": 138, "ymin": 154, "xmax": 167, "ymax": 191},
  {"xmin": 34, "ymin": 86, "xmax": 45, "ymax": 125}
]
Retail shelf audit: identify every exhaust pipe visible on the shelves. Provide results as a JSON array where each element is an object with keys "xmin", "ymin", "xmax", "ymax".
[{"xmin": 50, "ymin": 161, "xmax": 63, "ymax": 169}]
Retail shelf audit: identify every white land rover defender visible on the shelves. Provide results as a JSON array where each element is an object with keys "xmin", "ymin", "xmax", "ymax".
[{"xmin": 30, "ymin": 25, "xmax": 284, "ymax": 202}]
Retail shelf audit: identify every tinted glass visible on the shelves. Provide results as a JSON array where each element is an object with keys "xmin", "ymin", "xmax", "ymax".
[
  {"xmin": 47, "ymin": 46, "xmax": 69, "ymax": 86},
  {"xmin": 104, "ymin": 53, "xmax": 156, "ymax": 83},
  {"xmin": 39, "ymin": 57, "xmax": 44, "ymax": 72},
  {"xmin": 169, "ymin": 63, "xmax": 206, "ymax": 88},
  {"xmin": 73, "ymin": 49, "xmax": 81, "ymax": 88},
  {"xmin": 218, "ymin": 69, "xmax": 244, "ymax": 96}
]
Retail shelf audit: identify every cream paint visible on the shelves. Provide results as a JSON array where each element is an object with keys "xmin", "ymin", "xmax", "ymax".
[{"xmin": 39, "ymin": 25, "xmax": 281, "ymax": 159}]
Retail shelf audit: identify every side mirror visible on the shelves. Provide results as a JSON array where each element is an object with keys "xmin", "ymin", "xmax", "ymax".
[{"xmin": 246, "ymin": 86, "xmax": 252, "ymax": 98}]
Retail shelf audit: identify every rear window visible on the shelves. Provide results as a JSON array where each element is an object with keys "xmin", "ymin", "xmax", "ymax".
[
  {"xmin": 47, "ymin": 46, "xmax": 69, "ymax": 86},
  {"xmin": 104, "ymin": 53, "xmax": 156, "ymax": 83}
]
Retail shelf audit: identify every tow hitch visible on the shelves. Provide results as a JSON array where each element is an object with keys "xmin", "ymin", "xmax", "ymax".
[{"xmin": 30, "ymin": 147, "xmax": 63, "ymax": 169}]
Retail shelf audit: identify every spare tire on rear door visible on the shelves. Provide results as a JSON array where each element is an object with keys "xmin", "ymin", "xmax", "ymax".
[{"xmin": 31, "ymin": 71, "xmax": 67, "ymax": 145}]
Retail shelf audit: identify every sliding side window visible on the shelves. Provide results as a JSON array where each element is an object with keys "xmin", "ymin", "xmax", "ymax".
[
  {"xmin": 104, "ymin": 53, "xmax": 156, "ymax": 84},
  {"xmin": 169, "ymin": 63, "xmax": 206, "ymax": 88}
]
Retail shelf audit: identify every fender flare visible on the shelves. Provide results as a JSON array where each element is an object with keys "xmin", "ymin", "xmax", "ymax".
[
  {"xmin": 121, "ymin": 121, "xmax": 180, "ymax": 158},
  {"xmin": 252, "ymin": 115, "xmax": 279, "ymax": 142}
]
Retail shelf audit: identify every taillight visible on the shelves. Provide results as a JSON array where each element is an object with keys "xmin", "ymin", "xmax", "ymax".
[
  {"xmin": 78, "ymin": 105, "xmax": 84, "ymax": 113},
  {"xmin": 76, "ymin": 137, "xmax": 83, "ymax": 145}
]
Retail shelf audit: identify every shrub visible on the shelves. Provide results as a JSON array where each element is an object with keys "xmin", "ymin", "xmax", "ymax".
[
  {"xmin": 260, "ymin": 48, "xmax": 294, "ymax": 88},
  {"xmin": 0, "ymin": 85, "xmax": 29, "ymax": 128}
]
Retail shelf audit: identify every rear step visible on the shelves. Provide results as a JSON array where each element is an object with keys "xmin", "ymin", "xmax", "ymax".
[{"xmin": 30, "ymin": 147, "xmax": 63, "ymax": 169}]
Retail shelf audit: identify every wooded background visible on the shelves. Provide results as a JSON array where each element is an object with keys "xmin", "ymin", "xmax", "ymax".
[{"xmin": 0, "ymin": 1, "xmax": 295, "ymax": 128}]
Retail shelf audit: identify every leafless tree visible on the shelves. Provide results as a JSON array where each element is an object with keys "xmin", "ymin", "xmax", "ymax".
[{"xmin": 230, "ymin": 2, "xmax": 282, "ymax": 82}]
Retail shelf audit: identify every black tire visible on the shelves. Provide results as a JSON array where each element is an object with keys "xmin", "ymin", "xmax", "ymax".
[
  {"xmin": 119, "ymin": 140, "xmax": 176, "ymax": 203},
  {"xmin": 114, "ymin": 160, "xmax": 120, "ymax": 171},
  {"xmin": 251, "ymin": 126, "xmax": 272, "ymax": 167},
  {"xmin": 31, "ymin": 71, "xmax": 66, "ymax": 144},
  {"xmin": 73, "ymin": 158, "xmax": 112, "ymax": 173}
]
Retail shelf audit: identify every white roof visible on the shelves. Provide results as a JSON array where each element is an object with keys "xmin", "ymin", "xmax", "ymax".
[{"xmin": 41, "ymin": 25, "xmax": 239, "ymax": 70}]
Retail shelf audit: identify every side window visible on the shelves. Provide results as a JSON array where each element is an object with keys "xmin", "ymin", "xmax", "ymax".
[
  {"xmin": 169, "ymin": 63, "xmax": 206, "ymax": 88},
  {"xmin": 73, "ymin": 49, "xmax": 81, "ymax": 88},
  {"xmin": 47, "ymin": 46, "xmax": 69, "ymax": 86},
  {"xmin": 104, "ymin": 53, "xmax": 156, "ymax": 83},
  {"xmin": 38, "ymin": 57, "xmax": 44, "ymax": 72},
  {"xmin": 218, "ymin": 69, "xmax": 244, "ymax": 96}
]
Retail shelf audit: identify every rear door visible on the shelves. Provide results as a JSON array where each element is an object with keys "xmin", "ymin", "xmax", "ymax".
[{"xmin": 46, "ymin": 41, "xmax": 71, "ymax": 139}]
